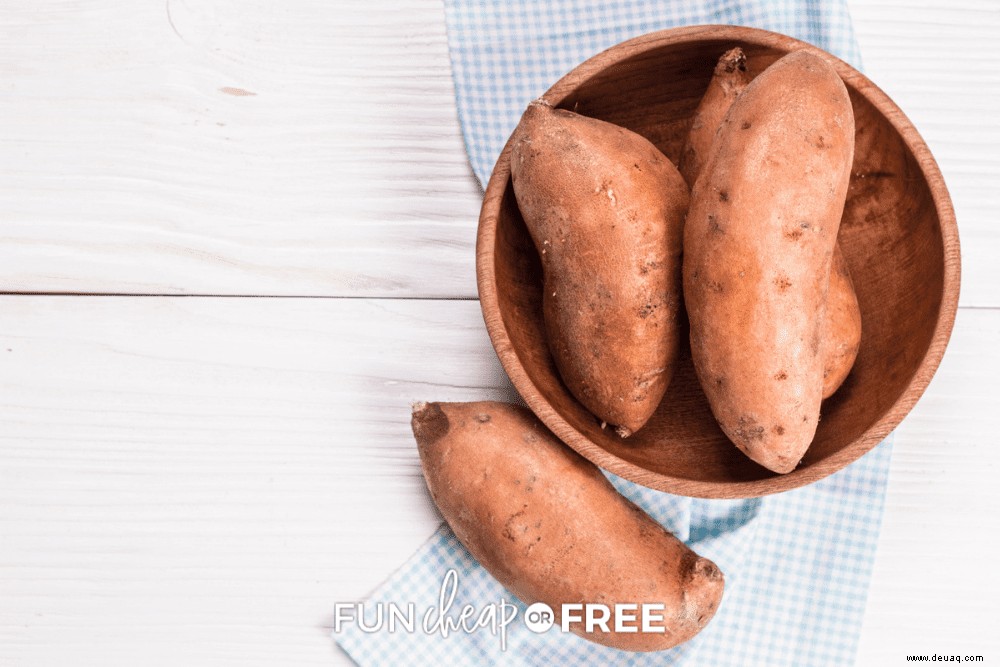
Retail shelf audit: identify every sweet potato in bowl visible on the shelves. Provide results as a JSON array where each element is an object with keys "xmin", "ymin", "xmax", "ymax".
[{"xmin": 476, "ymin": 25, "xmax": 959, "ymax": 498}]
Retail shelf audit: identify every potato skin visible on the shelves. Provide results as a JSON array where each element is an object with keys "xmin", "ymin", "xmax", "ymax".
[
  {"xmin": 412, "ymin": 401, "xmax": 724, "ymax": 651},
  {"xmin": 681, "ymin": 48, "xmax": 862, "ymax": 402},
  {"xmin": 679, "ymin": 47, "xmax": 750, "ymax": 188},
  {"xmin": 510, "ymin": 101, "xmax": 689, "ymax": 437},
  {"xmin": 683, "ymin": 51, "xmax": 855, "ymax": 473},
  {"xmin": 823, "ymin": 249, "xmax": 862, "ymax": 398}
]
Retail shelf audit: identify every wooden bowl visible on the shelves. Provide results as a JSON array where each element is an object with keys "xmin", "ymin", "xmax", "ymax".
[{"xmin": 477, "ymin": 25, "xmax": 960, "ymax": 498}]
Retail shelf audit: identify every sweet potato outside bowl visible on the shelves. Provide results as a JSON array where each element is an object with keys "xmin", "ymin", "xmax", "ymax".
[{"xmin": 476, "ymin": 25, "xmax": 960, "ymax": 498}]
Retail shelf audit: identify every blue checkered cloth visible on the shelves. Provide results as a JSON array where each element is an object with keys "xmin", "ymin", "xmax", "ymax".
[
  {"xmin": 444, "ymin": 0, "xmax": 861, "ymax": 187},
  {"xmin": 335, "ymin": 2, "xmax": 893, "ymax": 666}
]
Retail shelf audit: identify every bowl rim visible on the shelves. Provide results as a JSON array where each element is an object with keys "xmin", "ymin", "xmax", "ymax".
[{"xmin": 476, "ymin": 24, "xmax": 961, "ymax": 498}]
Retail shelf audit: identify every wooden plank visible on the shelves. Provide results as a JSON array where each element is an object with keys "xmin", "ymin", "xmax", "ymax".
[
  {"xmin": 0, "ymin": 0, "xmax": 996, "ymax": 305},
  {"xmin": 0, "ymin": 297, "xmax": 997, "ymax": 664},
  {"xmin": 0, "ymin": 296, "xmax": 504, "ymax": 665},
  {"xmin": 857, "ymin": 305, "xmax": 1000, "ymax": 662},
  {"xmin": 0, "ymin": 0, "xmax": 482, "ymax": 298}
]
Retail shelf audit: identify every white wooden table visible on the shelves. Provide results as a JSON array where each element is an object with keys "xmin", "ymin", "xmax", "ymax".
[{"xmin": 1, "ymin": 1, "xmax": 998, "ymax": 664}]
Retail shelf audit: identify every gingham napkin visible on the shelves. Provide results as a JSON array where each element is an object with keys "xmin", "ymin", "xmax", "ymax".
[
  {"xmin": 445, "ymin": 0, "xmax": 861, "ymax": 186},
  {"xmin": 336, "ymin": 2, "xmax": 893, "ymax": 665}
]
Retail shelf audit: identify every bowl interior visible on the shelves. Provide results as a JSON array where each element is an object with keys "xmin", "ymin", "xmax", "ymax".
[{"xmin": 482, "ymin": 28, "xmax": 955, "ymax": 496}]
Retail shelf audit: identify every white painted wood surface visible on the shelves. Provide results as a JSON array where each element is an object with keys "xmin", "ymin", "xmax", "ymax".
[
  {"xmin": 0, "ymin": 0, "xmax": 481, "ymax": 298},
  {"xmin": 1, "ymin": 0, "xmax": 998, "ymax": 307},
  {"xmin": 0, "ymin": 0, "xmax": 997, "ymax": 665},
  {"xmin": 857, "ymin": 309, "xmax": 1000, "ymax": 663},
  {"xmin": 0, "ymin": 298, "xmax": 501, "ymax": 665}
]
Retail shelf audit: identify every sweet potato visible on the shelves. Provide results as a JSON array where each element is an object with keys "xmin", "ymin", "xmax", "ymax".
[
  {"xmin": 412, "ymin": 401, "xmax": 724, "ymax": 651},
  {"xmin": 683, "ymin": 50, "xmax": 855, "ymax": 473},
  {"xmin": 510, "ymin": 101, "xmax": 689, "ymax": 437},
  {"xmin": 823, "ymin": 249, "xmax": 862, "ymax": 398},
  {"xmin": 679, "ymin": 47, "xmax": 750, "ymax": 188},
  {"xmin": 682, "ymin": 48, "xmax": 862, "ymax": 401}
]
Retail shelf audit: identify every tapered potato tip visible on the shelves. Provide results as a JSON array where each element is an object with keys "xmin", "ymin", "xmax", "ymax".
[
  {"xmin": 515, "ymin": 98, "xmax": 553, "ymax": 127},
  {"xmin": 715, "ymin": 46, "xmax": 747, "ymax": 74},
  {"xmin": 745, "ymin": 448, "xmax": 800, "ymax": 475},
  {"xmin": 692, "ymin": 556, "xmax": 723, "ymax": 582},
  {"xmin": 411, "ymin": 401, "xmax": 449, "ymax": 448}
]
